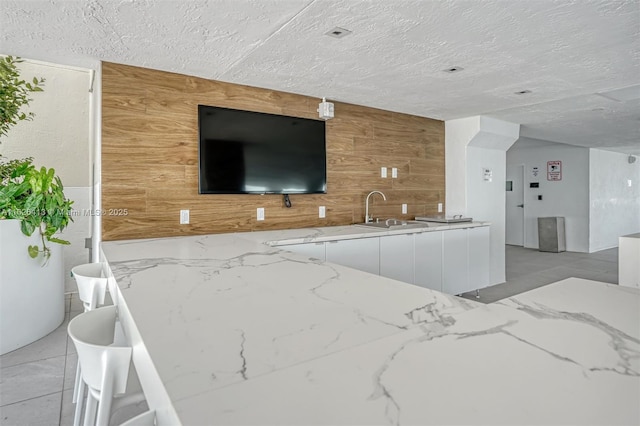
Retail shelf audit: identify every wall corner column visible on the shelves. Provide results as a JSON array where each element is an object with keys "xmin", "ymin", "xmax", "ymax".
[{"xmin": 445, "ymin": 116, "xmax": 520, "ymax": 286}]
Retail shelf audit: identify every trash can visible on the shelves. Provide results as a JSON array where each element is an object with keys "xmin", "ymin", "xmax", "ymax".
[{"xmin": 537, "ymin": 217, "xmax": 566, "ymax": 253}]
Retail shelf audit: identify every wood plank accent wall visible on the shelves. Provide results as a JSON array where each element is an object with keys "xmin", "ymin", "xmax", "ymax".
[{"xmin": 101, "ymin": 62, "xmax": 445, "ymax": 241}]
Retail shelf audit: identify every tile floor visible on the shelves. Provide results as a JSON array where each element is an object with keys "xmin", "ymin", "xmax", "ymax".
[
  {"xmin": 461, "ymin": 244, "xmax": 619, "ymax": 303},
  {"xmin": 0, "ymin": 244, "xmax": 619, "ymax": 425},
  {"xmin": 0, "ymin": 295, "xmax": 147, "ymax": 426}
]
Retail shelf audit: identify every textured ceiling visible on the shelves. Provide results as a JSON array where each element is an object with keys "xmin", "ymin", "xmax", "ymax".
[{"xmin": 1, "ymin": 0, "xmax": 639, "ymax": 154}]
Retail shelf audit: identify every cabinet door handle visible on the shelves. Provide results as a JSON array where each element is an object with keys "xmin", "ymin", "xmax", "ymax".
[{"xmin": 517, "ymin": 204, "xmax": 524, "ymax": 208}]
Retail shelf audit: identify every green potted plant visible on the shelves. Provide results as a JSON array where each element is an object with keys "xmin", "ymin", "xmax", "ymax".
[
  {"xmin": 0, "ymin": 156, "xmax": 73, "ymax": 261},
  {"xmin": 0, "ymin": 55, "xmax": 72, "ymax": 354}
]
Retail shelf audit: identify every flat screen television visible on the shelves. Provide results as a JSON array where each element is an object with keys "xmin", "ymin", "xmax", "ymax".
[{"xmin": 198, "ymin": 105, "xmax": 327, "ymax": 194}]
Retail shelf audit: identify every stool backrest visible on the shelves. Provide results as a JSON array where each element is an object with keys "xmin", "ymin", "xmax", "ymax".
[
  {"xmin": 72, "ymin": 263, "xmax": 108, "ymax": 311},
  {"xmin": 68, "ymin": 306, "xmax": 132, "ymax": 396}
]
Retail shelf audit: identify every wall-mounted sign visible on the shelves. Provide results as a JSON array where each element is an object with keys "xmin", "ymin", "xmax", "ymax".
[
  {"xmin": 547, "ymin": 161, "xmax": 562, "ymax": 181},
  {"xmin": 531, "ymin": 166, "xmax": 539, "ymax": 178}
]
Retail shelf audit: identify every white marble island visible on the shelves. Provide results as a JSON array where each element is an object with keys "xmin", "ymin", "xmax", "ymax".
[{"xmin": 102, "ymin": 225, "xmax": 640, "ymax": 426}]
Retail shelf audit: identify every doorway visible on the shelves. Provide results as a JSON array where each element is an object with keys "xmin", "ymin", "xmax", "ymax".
[{"xmin": 506, "ymin": 164, "xmax": 525, "ymax": 246}]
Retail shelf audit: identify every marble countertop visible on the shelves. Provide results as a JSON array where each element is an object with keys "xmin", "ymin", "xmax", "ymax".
[
  {"xmin": 101, "ymin": 226, "xmax": 639, "ymax": 425},
  {"xmin": 236, "ymin": 221, "xmax": 490, "ymax": 246}
]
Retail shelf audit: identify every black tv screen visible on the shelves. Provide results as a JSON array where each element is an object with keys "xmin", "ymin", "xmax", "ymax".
[{"xmin": 198, "ymin": 105, "xmax": 327, "ymax": 194}]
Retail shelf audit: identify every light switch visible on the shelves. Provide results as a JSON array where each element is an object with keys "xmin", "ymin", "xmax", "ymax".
[
  {"xmin": 381, "ymin": 167, "xmax": 387, "ymax": 178},
  {"xmin": 392, "ymin": 168, "xmax": 398, "ymax": 178},
  {"xmin": 402, "ymin": 203, "xmax": 407, "ymax": 214},
  {"xmin": 319, "ymin": 206, "xmax": 326, "ymax": 218},
  {"xmin": 257, "ymin": 207, "xmax": 265, "ymax": 221},
  {"xmin": 180, "ymin": 209, "xmax": 189, "ymax": 224},
  {"xmin": 437, "ymin": 203, "xmax": 443, "ymax": 213}
]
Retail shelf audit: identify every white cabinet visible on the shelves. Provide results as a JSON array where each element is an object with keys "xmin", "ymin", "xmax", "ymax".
[
  {"xmin": 380, "ymin": 234, "xmax": 415, "ymax": 284},
  {"xmin": 274, "ymin": 225, "xmax": 490, "ymax": 296},
  {"xmin": 278, "ymin": 242, "xmax": 326, "ymax": 261},
  {"xmin": 442, "ymin": 228, "xmax": 470, "ymax": 295},
  {"xmin": 414, "ymin": 231, "xmax": 443, "ymax": 292},
  {"xmin": 325, "ymin": 237, "xmax": 380, "ymax": 275},
  {"xmin": 619, "ymin": 233, "xmax": 640, "ymax": 288},
  {"xmin": 468, "ymin": 226, "xmax": 490, "ymax": 291}
]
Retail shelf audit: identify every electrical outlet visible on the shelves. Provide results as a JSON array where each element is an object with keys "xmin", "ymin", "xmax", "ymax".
[
  {"xmin": 180, "ymin": 209, "xmax": 189, "ymax": 224},
  {"xmin": 392, "ymin": 167, "xmax": 398, "ymax": 178},
  {"xmin": 381, "ymin": 167, "xmax": 387, "ymax": 178},
  {"xmin": 402, "ymin": 203, "xmax": 407, "ymax": 214},
  {"xmin": 257, "ymin": 207, "xmax": 265, "ymax": 221},
  {"xmin": 437, "ymin": 203, "xmax": 443, "ymax": 213},
  {"xmin": 319, "ymin": 206, "xmax": 326, "ymax": 218}
]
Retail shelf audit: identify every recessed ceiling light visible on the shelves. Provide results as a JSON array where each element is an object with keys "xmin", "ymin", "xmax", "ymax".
[
  {"xmin": 325, "ymin": 27, "xmax": 352, "ymax": 38},
  {"xmin": 514, "ymin": 90, "xmax": 532, "ymax": 95},
  {"xmin": 443, "ymin": 66, "xmax": 464, "ymax": 73}
]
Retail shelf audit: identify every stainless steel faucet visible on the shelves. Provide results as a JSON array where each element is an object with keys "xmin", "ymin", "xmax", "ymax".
[{"xmin": 365, "ymin": 191, "xmax": 386, "ymax": 223}]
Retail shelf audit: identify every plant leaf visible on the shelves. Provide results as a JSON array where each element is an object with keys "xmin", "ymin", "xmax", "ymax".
[
  {"xmin": 21, "ymin": 218, "xmax": 36, "ymax": 236},
  {"xmin": 28, "ymin": 245, "xmax": 39, "ymax": 258},
  {"xmin": 48, "ymin": 237, "xmax": 70, "ymax": 245}
]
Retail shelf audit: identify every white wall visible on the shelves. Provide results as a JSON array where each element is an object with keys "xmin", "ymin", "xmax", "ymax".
[
  {"xmin": 0, "ymin": 58, "xmax": 93, "ymax": 292},
  {"xmin": 445, "ymin": 116, "xmax": 519, "ymax": 286},
  {"xmin": 466, "ymin": 146, "xmax": 508, "ymax": 285},
  {"xmin": 445, "ymin": 116, "xmax": 480, "ymax": 216},
  {"xmin": 507, "ymin": 141, "xmax": 590, "ymax": 252},
  {"xmin": 589, "ymin": 149, "xmax": 640, "ymax": 251}
]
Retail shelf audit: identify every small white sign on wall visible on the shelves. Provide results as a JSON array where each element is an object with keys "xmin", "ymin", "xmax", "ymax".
[
  {"xmin": 547, "ymin": 161, "xmax": 562, "ymax": 181},
  {"xmin": 531, "ymin": 166, "xmax": 539, "ymax": 178},
  {"xmin": 483, "ymin": 167, "xmax": 492, "ymax": 182}
]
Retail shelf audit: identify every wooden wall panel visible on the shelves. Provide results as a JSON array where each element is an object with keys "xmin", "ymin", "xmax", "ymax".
[{"xmin": 101, "ymin": 62, "xmax": 445, "ymax": 241}]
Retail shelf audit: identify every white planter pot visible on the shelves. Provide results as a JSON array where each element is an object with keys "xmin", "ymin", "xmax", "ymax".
[{"xmin": 0, "ymin": 219, "xmax": 65, "ymax": 355}]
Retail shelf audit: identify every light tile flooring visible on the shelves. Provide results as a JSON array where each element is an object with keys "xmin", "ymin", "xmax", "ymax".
[
  {"xmin": 461, "ymin": 244, "xmax": 618, "ymax": 303},
  {"xmin": 0, "ymin": 244, "xmax": 619, "ymax": 425},
  {"xmin": 0, "ymin": 295, "xmax": 146, "ymax": 426}
]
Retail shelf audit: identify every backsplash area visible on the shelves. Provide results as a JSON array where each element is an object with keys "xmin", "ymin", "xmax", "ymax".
[{"xmin": 101, "ymin": 62, "xmax": 445, "ymax": 240}]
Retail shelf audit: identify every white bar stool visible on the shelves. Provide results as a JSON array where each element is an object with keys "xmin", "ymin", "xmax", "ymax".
[
  {"xmin": 71, "ymin": 263, "xmax": 108, "ymax": 312},
  {"xmin": 68, "ymin": 305, "xmax": 143, "ymax": 426},
  {"xmin": 71, "ymin": 263, "xmax": 109, "ymax": 405}
]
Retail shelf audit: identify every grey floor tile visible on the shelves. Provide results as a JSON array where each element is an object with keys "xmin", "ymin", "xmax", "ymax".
[
  {"xmin": 506, "ymin": 262, "xmax": 551, "ymax": 280},
  {"xmin": 0, "ymin": 318, "xmax": 69, "ymax": 369},
  {"xmin": 60, "ymin": 388, "xmax": 79, "ymax": 426},
  {"xmin": 468, "ymin": 245, "xmax": 620, "ymax": 304},
  {"xmin": 537, "ymin": 266, "xmax": 607, "ymax": 283},
  {"xmin": 592, "ymin": 271, "xmax": 619, "ymax": 284},
  {"xmin": 0, "ymin": 356, "xmax": 65, "ymax": 406},
  {"xmin": 66, "ymin": 308, "xmax": 83, "ymax": 357},
  {"xmin": 63, "ymin": 353, "xmax": 77, "ymax": 391},
  {"xmin": 69, "ymin": 294, "xmax": 84, "ymax": 315},
  {"xmin": 586, "ymin": 248, "xmax": 619, "ymax": 262},
  {"xmin": 0, "ymin": 391, "xmax": 62, "ymax": 426},
  {"xmin": 66, "ymin": 335, "xmax": 77, "ymax": 356},
  {"xmin": 568, "ymin": 258, "xmax": 618, "ymax": 274}
]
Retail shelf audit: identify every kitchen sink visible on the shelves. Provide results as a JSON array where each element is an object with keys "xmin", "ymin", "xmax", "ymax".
[
  {"xmin": 355, "ymin": 220, "xmax": 434, "ymax": 230},
  {"xmin": 414, "ymin": 216, "xmax": 473, "ymax": 223}
]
